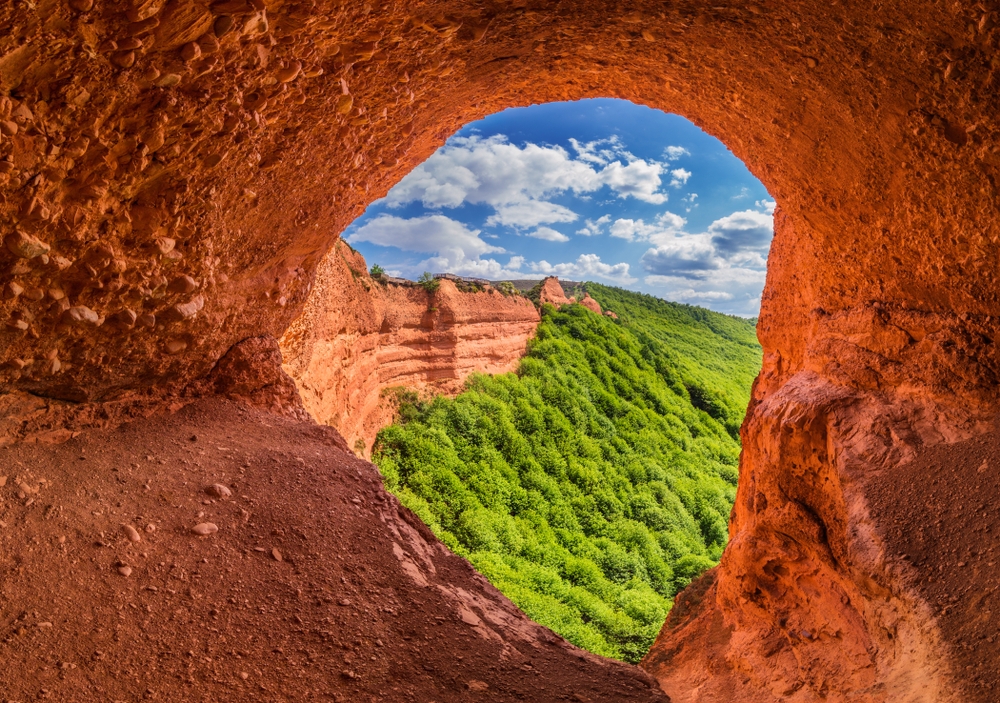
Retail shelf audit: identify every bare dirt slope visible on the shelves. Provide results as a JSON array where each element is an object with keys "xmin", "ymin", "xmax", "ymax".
[
  {"xmin": 866, "ymin": 422, "xmax": 1000, "ymax": 701},
  {"xmin": 0, "ymin": 398, "xmax": 667, "ymax": 703}
]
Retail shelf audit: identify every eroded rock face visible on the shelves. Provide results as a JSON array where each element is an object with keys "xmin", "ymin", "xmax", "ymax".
[
  {"xmin": 2, "ymin": 1, "xmax": 1000, "ymax": 701},
  {"xmin": 279, "ymin": 242, "xmax": 539, "ymax": 455},
  {"xmin": 538, "ymin": 276, "xmax": 573, "ymax": 307}
]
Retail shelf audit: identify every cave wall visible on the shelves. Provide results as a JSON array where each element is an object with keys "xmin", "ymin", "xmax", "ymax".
[
  {"xmin": 3, "ymin": 0, "xmax": 1000, "ymax": 700},
  {"xmin": 278, "ymin": 240, "xmax": 539, "ymax": 455}
]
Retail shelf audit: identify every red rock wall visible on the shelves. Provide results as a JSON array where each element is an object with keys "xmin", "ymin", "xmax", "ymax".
[
  {"xmin": 2, "ymin": 1, "xmax": 1000, "ymax": 701},
  {"xmin": 279, "ymin": 241, "xmax": 539, "ymax": 455}
]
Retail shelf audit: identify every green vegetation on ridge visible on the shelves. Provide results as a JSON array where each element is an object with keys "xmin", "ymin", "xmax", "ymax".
[{"xmin": 372, "ymin": 284, "xmax": 761, "ymax": 663}]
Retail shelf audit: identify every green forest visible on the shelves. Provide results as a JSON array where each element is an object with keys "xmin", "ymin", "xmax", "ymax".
[{"xmin": 372, "ymin": 283, "xmax": 761, "ymax": 663}]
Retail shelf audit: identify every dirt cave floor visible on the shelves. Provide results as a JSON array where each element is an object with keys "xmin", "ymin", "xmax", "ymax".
[
  {"xmin": 866, "ymin": 421, "xmax": 1000, "ymax": 701},
  {"xmin": 0, "ymin": 399, "xmax": 667, "ymax": 703}
]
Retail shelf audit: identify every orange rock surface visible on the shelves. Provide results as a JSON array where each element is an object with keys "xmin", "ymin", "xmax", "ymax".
[
  {"xmin": 538, "ymin": 276, "xmax": 573, "ymax": 307},
  {"xmin": 1, "ymin": 0, "xmax": 1000, "ymax": 700},
  {"xmin": 279, "ymin": 242, "xmax": 539, "ymax": 455},
  {"xmin": 578, "ymin": 293, "xmax": 601, "ymax": 315}
]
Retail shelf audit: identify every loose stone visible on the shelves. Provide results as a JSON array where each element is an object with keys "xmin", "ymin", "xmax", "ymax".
[
  {"xmin": 123, "ymin": 525, "xmax": 142, "ymax": 543},
  {"xmin": 205, "ymin": 483, "xmax": 232, "ymax": 499},
  {"xmin": 192, "ymin": 522, "xmax": 219, "ymax": 536}
]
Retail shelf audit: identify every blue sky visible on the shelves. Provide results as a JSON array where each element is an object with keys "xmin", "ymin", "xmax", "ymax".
[{"xmin": 345, "ymin": 99, "xmax": 774, "ymax": 317}]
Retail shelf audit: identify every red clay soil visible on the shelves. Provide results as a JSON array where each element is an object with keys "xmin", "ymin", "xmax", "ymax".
[
  {"xmin": 865, "ymin": 422, "xmax": 1000, "ymax": 701},
  {"xmin": 0, "ymin": 398, "xmax": 668, "ymax": 703}
]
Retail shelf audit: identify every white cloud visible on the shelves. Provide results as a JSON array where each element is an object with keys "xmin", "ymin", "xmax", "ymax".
[
  {"xmin": 663, "ymin": 146, "xmax": 690, "ymax": 161},
  {"xmin": 569, "ymin": 136, "xmax": 629, "ymax": 165},
  {"xmin": 530, "ymin": 254, "xmax": 637, "ymax": 284},
  {"xmin": 707, "ymin": 210, "xmax": 773, "ymax": 255},
  {"xmin": 756, "ymin": 199, "xmax": 776, "ymax": 214},
  {"xmin": 638, "ymin": 208, "xmax": 775, "ymax": 316},
  {"xmin": 528, "ymin": 227, "xmax": 570, "ymax": 242},
  {"xmin": 385, "ymin": 134, "xmax": 670, "ymax": 222},
  {"xmin": 486, "ymin": 200, "xmax": 578, "ymax": 228},
  {"xmin": 576, "ymin": 215, "xmax": 611, "ymax": 237},
  {"xmin": 348, "ymin": 214, "xmax": 502, "ymax": 258},
  {"xmin": 348, "ymin": 214, "xmax": 524, "ymax": 280},
  {"xmin": 669, "ymin": 168, "xmax": 692, "ymax": 188},
  {"xmin": 599, "ymin": 159, "xmax": 669, "ymax": 204},
  {"xmin": 609, "ymin": 212, "xmax": 687, "ymax": 244}
]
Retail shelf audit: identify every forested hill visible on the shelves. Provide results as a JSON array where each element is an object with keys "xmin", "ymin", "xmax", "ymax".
[{"xmin": 371, "ymin": 285, "xmax": 762, "ymax": 663}]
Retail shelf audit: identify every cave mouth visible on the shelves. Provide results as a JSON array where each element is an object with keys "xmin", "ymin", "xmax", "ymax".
[{"xmin": 280, "ymin": 99, "xmax": 771, "ymax": 663}]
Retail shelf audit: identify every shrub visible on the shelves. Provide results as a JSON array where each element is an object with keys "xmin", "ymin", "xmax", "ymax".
[
  {"xmin": 372, "ymin": 284, "xmax": 761, "ymax": 663},
  {"xmin": 418, "ymin": 272, "xmax": 440, "ymax": 293},
  {"xmin": 370, "ymin": 263, "xmax": 385, "ymax": 280}
]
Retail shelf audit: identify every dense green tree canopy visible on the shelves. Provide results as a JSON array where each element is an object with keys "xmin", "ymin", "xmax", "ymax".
[{"xmin": 373, "ymin": 284, "xmax": 761, "ymax": 663}]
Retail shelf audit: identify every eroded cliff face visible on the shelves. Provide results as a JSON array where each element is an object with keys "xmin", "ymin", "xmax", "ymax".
[
  {"xmin": 279, "ymin": 241, "xmax": 539, "ymax": 455},
  {"xmin": 2, "ymin": 0, "xmax": 1000, "ymax": 701}
]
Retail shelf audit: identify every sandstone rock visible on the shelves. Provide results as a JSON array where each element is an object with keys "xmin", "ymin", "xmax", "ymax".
[
  {"xmin": 191, "ymin": 522, "xmax": 218, "ymax": 536},
  {"xmin": 579, "ymin": 294, "xmax": 601, "ymax": 314},
  {"xmin": 108, "ymin": 309, "xmax": 138, "ymax": 330},
  {"xmin": 205, "ymin": 483, "xmax": 231, "ymax": 498},
  {"xmin": 169, "ymin": 295, "xmax": 205, "ymax": 320},
  {"xmin": 122, "ymin": 524, "xmax": 142, "ymax": 542},
  {"xmin": 5, "ymin": 232, "xmax": 50, "ymax": 259},
  {"xmin": 538, "ymin": 277, "xmax": 572, "ymax": 307},
  {"xmin": 167, "ymin": 275, "xmax": 199, "ymax": 294},
  {"xmin": 280, "ymin": 243, "xmax": 540, "ymax": 456},
  {"xmin": 61, "ymin": 307, "xmax": 102, "ymax": 328}
]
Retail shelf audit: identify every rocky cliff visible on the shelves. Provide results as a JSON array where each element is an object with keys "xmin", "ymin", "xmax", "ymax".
[{"xmin": 279, "ymin": 242, "xmax": 539, "ymax": 455}]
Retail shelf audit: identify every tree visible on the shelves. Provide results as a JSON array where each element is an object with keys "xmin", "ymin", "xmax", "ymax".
[{"xmin": 418, "ymin": 272, "xmax": 440, "ymax": 293}]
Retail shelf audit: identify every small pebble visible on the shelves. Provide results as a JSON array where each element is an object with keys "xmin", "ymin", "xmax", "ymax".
[
  {"xmin": 118, "ymin": 565, "xmax": 133, "ymax": 577},
  {"xmin": 123, "ymin": 524, "xmax": 142, "ymax": 543},
  {"xmin": 145, "ymin": 524, "xmax": 156, "ymax": 533},
  {"xmin": 239, "ymin": 671, "xmax": 249, "ymax": 680},
  {"xmin": 206, "ymin": 483, "xmax": 232, "ymax": 499},
  {"xmin": 191, "ymin": 523, "xmax": 218, "ymax": 536},
  {"xmin": 272, "ymin": 548, "xmax": 283, "ymax": 562}
]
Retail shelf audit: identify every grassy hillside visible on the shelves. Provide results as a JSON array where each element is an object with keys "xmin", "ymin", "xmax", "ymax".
[{"xmin": 372, "ymin": 286, "xmax": 761, "ymax": 663}]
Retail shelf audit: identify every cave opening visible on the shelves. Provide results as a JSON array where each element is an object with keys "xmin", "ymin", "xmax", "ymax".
[{"xmin": 280, "ymin": 98, "xmax": 772, "ymax": 663}]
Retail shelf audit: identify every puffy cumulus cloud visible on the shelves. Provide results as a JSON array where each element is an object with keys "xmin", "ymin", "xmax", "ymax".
[
  {"xmin": 640, "ymin": 234, "xmax": 719, "ymax": 275},
  {"xmin": 644, "ymin": 268, "xmax": 767, "ymax": 317},
  {"xmin": 756, "ymin": 199, "xmax": 777, "ymax": 214},
  {"xmin": 529, "ymin": 254, "xmax": 636, "ymax": 284},
  {"xmin": 663, "ymin": 146, "xmax": 690, "ymax": 161},
  {"xmin": 348, "ymin": 214, "xmax": 502, "ymax": 258},
  {"xmin": 707, "ymin": 210, "xmax": 773, "ymax": 257},
  {"xmin": 347, "ymin": 214, "xmax": 524, "ymax": 280},
  {"xmin": 576, "ymin": 215, "xmax": 611, "ymax": 236},
  {"xmin": 638, "ymin": 208, "xmax": 775, "ymax": 316},
  {"xmin": 527, "ymin": 227, "xmax": 570, "ymax": 242},
  {"xmin": 599, "ymin": 160, "xmax": 669, "ymax": 204},
  {"xmin": 385, "ymin": 134, "xmax": 672, "ymax": 224},
  {"xmin": 486, "ymin": 200, "xmax": 578, "ymax": 229},
  {"xmin": 609, "ymin": 212, "xmax": 687, "ymax": 243},
  {"xmin": 669, "ymin": 168, "xmax": 692, "ymax": 188},
  {"xmin": 568, "ymin": 136, "xmax": 630, "ymax": 165},
  {"xmin": 418, "ymin": 253, "xmax": 529, "ymax": 280}
]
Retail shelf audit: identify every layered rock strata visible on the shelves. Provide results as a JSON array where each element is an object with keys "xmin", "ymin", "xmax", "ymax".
[{"xmin": 279, "ymin": 242, "xmax": 539, "ymax": 455}]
